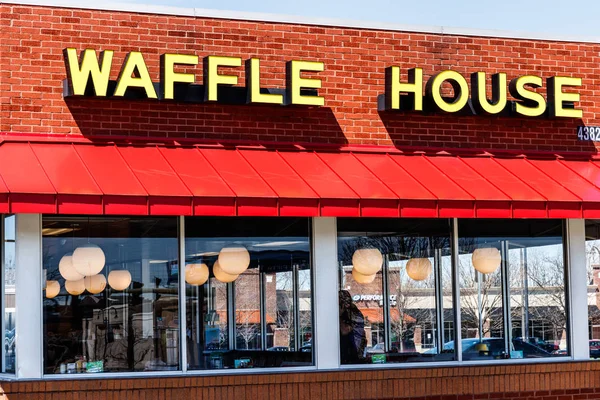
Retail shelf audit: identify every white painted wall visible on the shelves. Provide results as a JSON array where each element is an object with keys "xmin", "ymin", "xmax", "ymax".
[
  {"xmin": 312, "ymin": 217, "xmax": 340, "ymax": 370},
  {"xmin": 14, "ymin": 214, "xmax": 43, "ymax": 379},
  {"xmin": 567, "ymin": 219, "xmax": 589, "ymax": 360}
]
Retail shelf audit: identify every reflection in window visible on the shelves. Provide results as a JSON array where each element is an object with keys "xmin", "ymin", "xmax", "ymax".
[
  {"xmin": 3, "ymin": 215, "xmax": 15, "ymax": 373},
  {"xmin": 337, "ymin": 218, "xmax": 454, "ymax": 365},
  {"xmin": 42, "ymin": 216, "xmax": 179, "ymax": 374},
  {"xmin": 458, "ymin": 219, "xmax": 568, "ymax": 360},
  {"xmin": 586, "ymin": 220, "xmax": 600, "ymax": 358},
  {"xmin": 185, "ymin": 217, "xmax": 313, "ymax": 370}
]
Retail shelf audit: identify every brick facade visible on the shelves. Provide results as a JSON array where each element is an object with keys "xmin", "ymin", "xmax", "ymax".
[
  {"xmin": 1, "ymin": 3, "xmax": 600, "ymax": 153},
  {"xmin": 2, "ymin": 3, "xmax": 600, "ymax": 399}
]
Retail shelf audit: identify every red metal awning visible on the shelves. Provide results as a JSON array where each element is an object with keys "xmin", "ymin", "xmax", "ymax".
[{"xmin": 0, "ymin": 141, "xmax": 599, "ymax": 218}]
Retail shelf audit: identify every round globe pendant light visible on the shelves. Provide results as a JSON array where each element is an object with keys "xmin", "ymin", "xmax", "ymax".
[
  {"xmin": 472, "ymin": 247, "xmax": 501, "ymax": 274},
  {"xmin": 45, "ymin": 280, "xmax": 60, "ymax": 299},
  {"xmin": 352, "ymin": 248, "xmax": 383, "ymax": 275},
  {"xmin": 73, "ymin": 244, "xmax": 106, "ymax": 277},
  {"xmin": 185, "ymin": 263, "xmax": 210, "ymax": 286},
  {"xmin": 108, "ymin": 270, "xmax": 132, "ymax": 291},
  {"xmin": 84, "ymin": 274, "xmax": 107, "ymax": 294},
  {"xmin": 406, "ymin": 258, "xmax": 433, "ymax": 281},
  {"xmin": 59, "ymin": 253, "xmax": 84, "ymax": 281},
  {"xmin": 218, "ymin": 246, "xmax": 250, "ymax": 275},
  {"xmin": 65, "ymin": 278, "xmax": 85, "ymax": 296},
  {"xmin": 352, "ymin": 268, "xmax": 376, "ymax": 284},
  {"xmin": 213, "ymin": 261, "xmax": 239, "ymax": 283}
]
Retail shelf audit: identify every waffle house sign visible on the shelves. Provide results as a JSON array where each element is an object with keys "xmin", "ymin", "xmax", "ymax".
[{"xmin": 63, "ymin": 48, "xmax": 583, "ymax": 118}]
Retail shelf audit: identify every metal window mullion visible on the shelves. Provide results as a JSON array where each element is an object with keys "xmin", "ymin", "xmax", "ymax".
[
  {"xmin": 292, "ymin": 264, "xmax": 300, "ymax": 351},
  {"xmin": 501, "ymin": 240, "xmax": 512, "ymax": 357},
  {"xmin": 228, "ymin": 281, "xmax": 236, "ymax": 350},
  {"xmin": 260, "ymin": 271, "xmax": 267, "ymax": 350},
  {"xmin": 434, "ymin": 248, "xmax": 444, "ymax": 353},
  {"xmin": 1, "ymin": 215, "xmax": 5, "ymax": 374},
  {"xmin": 382, "ymin": 255, "xmax": 391, "ymax": 352},
  {"xmin": 451, "ymin": 218, "xmax": 462, "ymax": 362},
  {"xmin": 178, "ymin": 216, "xmax": 187, "ymax": 373}
]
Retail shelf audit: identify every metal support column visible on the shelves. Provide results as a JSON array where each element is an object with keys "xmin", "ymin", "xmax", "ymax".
[{"xmin": 451, "ymin": 218, "xmax": 462, "ymax": 361}]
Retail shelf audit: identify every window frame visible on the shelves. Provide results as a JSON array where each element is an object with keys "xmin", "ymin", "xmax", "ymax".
[
  {"xmin": 336, "ymin": 217, "xmax": 573, "ymax": 368},
  {"xmin": 14, "ymin": 215, "xmax": 580, "ymax": 379},
  {"xmin": 38, "ymin": 215, "xmax": 317, "ymax": 378}
]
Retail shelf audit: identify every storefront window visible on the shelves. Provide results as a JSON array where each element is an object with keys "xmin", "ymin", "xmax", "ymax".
[
  {"xmin": 337, "ymin": 218, "xmax": 454, "ymax": 365},
  {"xmin": 458, "ymin": 220, "xmax": 568, "ymax": 360},
  {"xmin": 585, "ymin": 220, "xmax": 600, "ymax": 359},
  {"xmin": 184, "ymin": 217, "xmax": 313, "ymax": 370},
  {"xmin": 2, "ymin": 215, "xmax": 15, "ymax": 373},
  {"xmin": 42, "ymin": 216, "xmax": 179, "ymax": 374}
]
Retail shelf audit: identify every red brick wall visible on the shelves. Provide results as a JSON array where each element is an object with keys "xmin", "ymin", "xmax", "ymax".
[
  {"xmin": 1, "ymin": 361, "xmax": 600, "ymax": 399},
  {"xmin": 1, "ymin": 3, "xmax": 600, "ymax": 153}
]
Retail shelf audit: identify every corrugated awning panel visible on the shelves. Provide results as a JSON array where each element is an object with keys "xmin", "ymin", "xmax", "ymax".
[{"xmin": 0, "ymin": 141, "xmax": 598, "ymax": 218}]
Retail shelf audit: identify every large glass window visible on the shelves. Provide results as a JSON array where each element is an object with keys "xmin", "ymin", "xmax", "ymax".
[
  {"xmin": 42, "ymin": 216, "xmax": 179, "ymax": 374},
  {"xmin": 2, "ymin": 215, "xmax": 15, "ymax": 373},
  {"xmin": 185, "ymin": 217, "xmax": 313, "ymax": 370},
  {"xmin": 338, "ymin": 218, "xmax": 569, "ymax": 365},
  {"xmin": 458, "ymin": 219, "xmax": 568, "ymax": 360},
  {"xmin": 337, "ymin": 218, "xmax": 454, "ymax": 365},
  {"xmin": 585, "ymin": 220, "xmax": 600, "ymax": 359}
]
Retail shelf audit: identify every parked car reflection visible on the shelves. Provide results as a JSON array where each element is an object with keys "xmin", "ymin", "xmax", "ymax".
[{"xmin": 424, "ymin": 337, "xmax": 563, "ymax": 360}]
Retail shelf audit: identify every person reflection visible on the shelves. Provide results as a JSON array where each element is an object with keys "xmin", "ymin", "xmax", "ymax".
[{"xmin": 339, "ymin": 290, "xmax": 367, "ymax": 364}]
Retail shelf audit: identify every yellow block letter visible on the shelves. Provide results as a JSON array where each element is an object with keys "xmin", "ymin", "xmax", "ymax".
[
  {"xmin": 385, "ymin": 67, "xmax": 423, "ymax": 111},
  {"xmin": 161, "ymin": 53, "xmax": 199, "ymax": 100},
  {"xmin": 426, "ymin": 70, "xmax": 469, "ymax": 113},
  {"xmin": 246, "ymin": 58, "xmax": 284, "ymax": 105},
  {"xmin": 508, "ymin": 75, "xmax": 546, "ymax": 117},
  {"xmin": 471, "ymin": 72, "xmax": 507, "ymax": 115},
  {"xmin": 114, "ymin": 52, "xmax": 157, "ymax": 99},
  {"xmin": 286, "ymin": 60, "xmax": 325, "ymax": 106},
  {"xmin": 63, "ymin": 48, "xmax": 114, "ymax": 96},
  {"xmin": 204, "ymin": 56, "xmax": 242, "ymax": 102},
  {"xmin": 547, "ymin": 76, "xmax": 583, "ymax": 118}
]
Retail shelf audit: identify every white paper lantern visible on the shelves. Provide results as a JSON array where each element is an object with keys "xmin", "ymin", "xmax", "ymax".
[
  {"xmin": 472, "ymin": 247, "xmax": 501, "ymax": 274},
  {"xmin": 352, "ymin": 268, "xmax": 376, "ymax": 284},
  {"xmin": 218, "ymin": 246, "xmax": 250, "ymax": 275},
  {"xmin": 185, "ymin": 263, "xmax": 210, "ymax": 286},
  {"xmin": 65, "ymin": 278, "xmax": 85, "ymax": 295},
  {"xmin": 73, "ymin": 244, "xmax": 106, "ymax": 276},
  {"xmin": 352, "ymin": 248, "xmax": 383, "ymax": 275},
  {"xmin": 108, "ymin": 270, "xmax": 132, "ymax": 291},
  {"xmin": 59, "ymin": 253, "xmax": 84, "ymax": 281},
  {"xmin": 84, "ymin": 274, "xmax": 107, "ymax": 294},
  {"xmin": 213, "ymin": 261, "xmax": 239, "ymax": 283},
  {"xmin": 406, "ymin": 258, "xmax": 433, "ymax": 281},
  {"xmin": 45, "ymin": 280, "xmax": 60, "ymax": 299}
]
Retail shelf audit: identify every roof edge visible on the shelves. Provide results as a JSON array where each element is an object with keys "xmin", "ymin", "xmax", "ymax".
[{"xmin": 4, "ymin": 0, "xmax": 600, "ymax": 44}]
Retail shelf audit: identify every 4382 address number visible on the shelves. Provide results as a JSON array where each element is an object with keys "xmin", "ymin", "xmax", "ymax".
[{"xmin": 578, "ymin": 126, "xmax": 600, "ymax": 141}]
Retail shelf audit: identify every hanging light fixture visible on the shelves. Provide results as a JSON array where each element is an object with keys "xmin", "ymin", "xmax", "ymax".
[
  {"xmin": 59, "ymin": 253, "xmax": 84, "ymax": 281},
  {"xmin": 472, "ymin": 247, "xmax": 501, "ymax": 274},
  {"xmin": 406, "ymin": 258, "xmax": 433, "ymax": 281},
  {"xmin": 218, "ymin": 246, "xmax": 250, "ymax": 275},
  {"xmin": 185, "ymin": 263, "xmax": 210, "ymax": 286},
  {"xmin": 65, "ymin": 278, "xmax": 85, "ymax": 296},
  {"xmin": 352, "ymin": 248, "xmax": 383, "ymax": 275},
  {"xmin": 72, "ymin": 244, "xmax": 106, "ymax": 277},
  {"xmin": 213, "ymin": 261, "xmax": 238, "ymax": 283},
  {"xmin": 108, "ymin": 270, "xmax": 132, "ymax": 291},
  {"xmin": 45, "ymin": 280, "xmax": 60, "ymax": 299},
  {"xmin": 84, "ymin": 274, "xmax": 107, "ymax": 294},
  {"xmin": 352, "ymin": 268, "xmax": 376, "ymax": 284}
]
